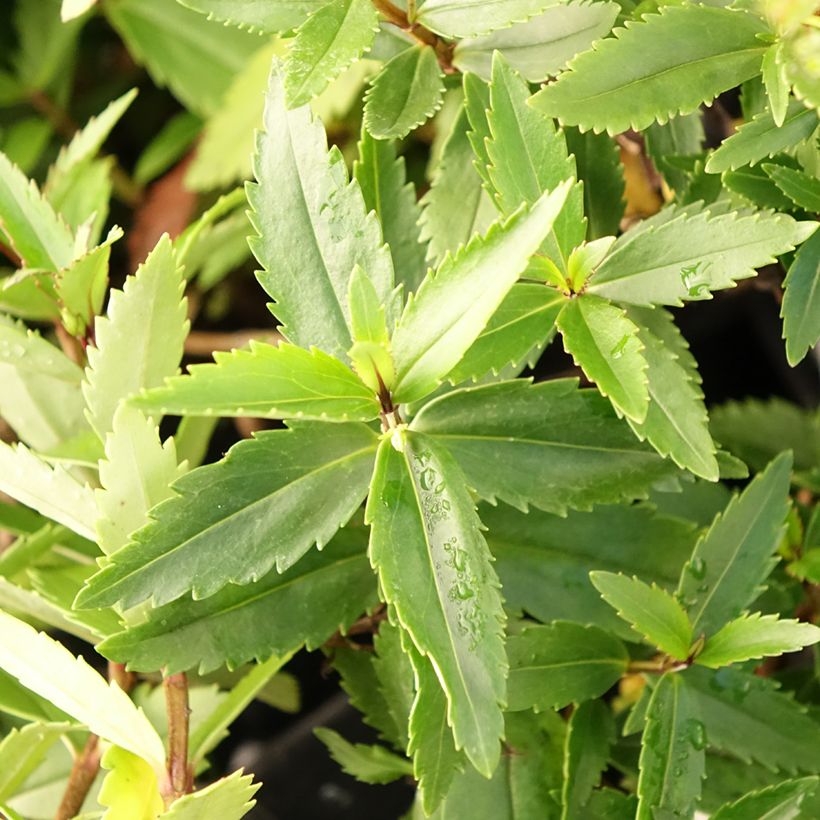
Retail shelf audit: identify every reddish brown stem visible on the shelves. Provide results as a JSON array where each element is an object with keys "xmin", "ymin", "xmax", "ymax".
[
  {"xmin": 370, "ymin": 0, "xmax": 456, "ymax": 72},
  {"xmin": 163, "ymin": 672, "xmax": 192, "ymax": 804},
  {"xmin": 55, "ymin": 734, "xmax": 102, "ymax": 820}
]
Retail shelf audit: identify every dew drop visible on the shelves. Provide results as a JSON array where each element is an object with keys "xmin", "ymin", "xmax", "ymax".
[
  {"xmin": 688, "ymin": 557, "xmax": 706, "ymax": 580},
  {"xmin": 688, "ymin": 719, "xmax": 707, "ymax": 751}
]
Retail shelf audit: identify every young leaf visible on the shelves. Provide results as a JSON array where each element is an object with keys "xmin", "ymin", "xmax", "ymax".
[
  {"xmin": 249, "ymin": 64, "xmax": 394, "ymax": 362},
  {"xmin": 530, "ymin": 5, "xmax": 768, "ymax": 135},
  {"xmin": 705, "ymin": 102, "xmax": 819, "ymax": 173},
  {"xmin": 0, "ymin": 610, "xmax": 165, "ymax": 771},
  {"xmin": 364, "ymin": 46, "xmax": 445, "ymax": 140},
  {"xmin": 711, "ymin": 777, "xmax": 819, "ymax": 820},
  {"xmin": 179, "ymin": 0, "xmax": 323, "ymax": 32},
  {"xmin": 314, "ymin": 728, "xmax": 413, "ymax": 784},
  {"xmin": 677, "ymin": 452, "xmax": 792, "ymax": 638},
  {"xmin": 161, "ymin": 770, "xmax": 259, "ymax": 819},
  {"xmin": 76, "ymin": 422, "xmax": 378, "ymax": 611},
  {"xmin": 588, "ymin": 207, "xmax": 815, "ymax": 306},
  {"xmin": 0, "ymin": 722, "xmax": 67, "ymax": 802},
  {"xmin": 98, "ymin": 745, "xmax": 164, "ymax": 820},
  {"xmin": 391, "ymin": 180, "xmax": 572, "ymax": 403},
  {"xmin": 557, "ymin": 294, "xmax": 649, "ymax": 423},
  {"xmin": 284, "ymin": 0, "xmax": 378, "ymax": 107},
  {"xmin": 507, "ymin": 622, "xmax": 628, "ymax": 712},
  {"xmin": 590, "ymin": 572, "xmax": 692, "ymax": 659},
  {"xmin": 411, "ymin": 379, "xmax": 679, "ymax": 515},
  {"xmin": 761, "ymin": 44, "xmax": 790, "ymax": 128},
  {"xmin": 83, "ymin": 234, "xmax": 188, "ymax": 440},
  {"xmin": 695, "ymin": 613, "xmax": 820, "ymax": 669},
  {"xmin": 354, "ymin": 129, "xmax": 427, "ymax": 294},
  {"xmin": 97, "ymin": 526, "xmax": 378, "ymax": 674},
  {"xmin": 781, "ymin": 228, "xmax": 820, "ymax": 367},
  {"xmin": 366, "ymin": 432, "xmax": 507, "ymax": 777},
  {"xmin": 132, "ymin": 342, "xmax": 380, "ymax": 422},
  {"xmin": 417, "ymin": 0, "xmax": 558, "ymax": 39},
  {"xmin": 637, "ymin": 672, "xmax": 705, "ymax": 820},
  {"xmin": 764, "ymin": 163, "xmax": 820, "ymax": 212},
  {"xmin": 562, "ymin": 700, "xmax": 613, "ymax": 820}
]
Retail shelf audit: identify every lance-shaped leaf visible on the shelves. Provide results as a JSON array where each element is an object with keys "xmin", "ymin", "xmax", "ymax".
[
  {"xmin": 762, "ymin": 44, "xmax": 790, "ymax": 128},
  {"xmin": 249, "ymin": 64, "xmax": 394, "ymax": 362},
  {"xmin": 161, "ymin": 770, "xmax": 259, "ymax": 819},
  {"xmin": 507, "ymin": 622, "xmax": 628, "ymax": 712},
  {"xmin": 781, "ymin": 225, "xmax": 820, "ymax": 367},
  {"xmin": 530, "ymin": 5, "xmax": 768, "ymax": 135},
  {"xmin": 626, "ymin": 306, "xmax": 718, "ymax": 480},
  {"xmin": 366, "ymin": 432, "xmax": 507, "ymax": 776},
  {"xmin": 132, "ymin": 342, "xmax": 379, "ymax": 422},
  {"xmin": 179, "ymin": 0, "xmax": 323, "ymax": 32},
  {"xmin": 764, "ymin": 163, "xmax": 820, "ymax": 212},
  {"xmin": 0, "ymin": 722, "xmax": 68, "ymax": 802},
  {"xmin": 417, "ymin": 0, "xmax": 557, "ymax": 39},
  {"xmin": 84, "ymin": 234, "xmax": 188, "ymax": 440},
  {"xmin": 711, "ymin": 777, "xmax": 819, "ymax": 820},
  {"xmin": 695, "ymin": 613, "xmax": 820, "ymax": 669},
  {"xmin": 391, "ymin": 180, "xmax": 572, "ymax": 403},
  {"xmin": 98, "ymin": 746, "xmax": 163, "ymax": 820},
  {"xmin": 412, "ymin": 379, "xmax": 679, "ymax": 515},
  {"xmin": 557, "ymin": 294, "xmax": 649, "ymax": 423},
  {"xmin": 685, "ymin": 665, "xmax": 820, "ymax": 773},
  {"xmin": 0, "ymin": 610, "xmax": 165, "ymax": 771},
  {"xmin": 485, "ymin": 53, "xmax": 585, "ymax": 269},
  {"xmin": 463, "ymin": 73, "xmax": 494, "ymax": 189},
  {"xmin": 315, "ymin": 728, "xmax": 413, "ymax": 784},
  {"xmin": 354, "ymin": 129, "xmax": 427, "ymax": 294},
  {"xmin": 588, "ymin": 206, "xmax": 815, "ymax": 307},
  {"xmin": 284, "ymin": 0, "xmax": 378, "ymax": 107},
  {"xmin": 97, "ymin": 526, "xmax": 378, "ymax": 674},
  {"xmin": 453, "ymin": 1, "xmax": 620, "ymax": 83},
  {"xmin": 677, "ymin": 452, "xmax": 792, "ymax": 638},
  {"xmin": 637, "ymin": 672, "xmax": 705, "ymax": 820},
  {"xmin": 705, "ymin": 102, "xmax": 819, "ymax": 173},
  {"xmin": 364, "ymin": 46, "xmax": 445, "ymax": 141},
  {"xmin": 590, "ymin": 572, "xmax": 692, "ymax": 659},
  {"xmin": 77, "ymin": 422, "xmax": 377, "ymax": 611}
]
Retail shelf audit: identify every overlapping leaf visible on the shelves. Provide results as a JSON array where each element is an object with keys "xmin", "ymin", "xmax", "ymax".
[
  {"xmin": 179, "ymin": 0, "xmax": 323, "ymax": 32},
  {"xmin": 416, "ymin": 0, "xmax": 554, "ymax": 39}
]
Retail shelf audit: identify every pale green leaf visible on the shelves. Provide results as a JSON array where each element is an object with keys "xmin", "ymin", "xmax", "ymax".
[
  {"xmin": 590, "ymin": 572, "xmax": 692, "ymax": 659},
  {"xmin": 161, "ymin": 770, "xmax": 259, "ymax": 819},
  {"xmin": 463, "ymin": 72, "xmax": 494, "ymax": 189},
  {"xmin": 530, "ymin": 5, "xmax": 768, "ymax": 135},
  {"xmin": 762, "ymin": 44, "xmax": 790, "ymax": 128},
  {"xmin": 0, "ymin": 722, "xmax": 67, "ymax": 802},
  {"xmin": 677, "ymin": 452, "xmax": 792, "ymax": 638},
  {"xmin": 132, "ymin": 342, "xmax": 379, "ymax": 422},
  {"xmin": 507, "ymin": 621, "xmax": 628, "ymax": 712},
  {"xmin": 249, "ymin": 63, "xmax": 394, "ymax": 362},
  {"xmin": 83, "ymin": 234, "xmax": 188, "ymax": 440},
  {"xmin": 417, "ymin": 0, "xmax": 556, "ymax": 39},
  {"xmin": 392, "ymin": 180, "xmax": 572, "ymax": 403},
  {"xmin": 0, "ymin": 270, "xmax": 61, "ymax": 323},
  {"xmin": 711, "ymin": 777, "xmax": 819, "ymax": 820},
  {"xmin": 46, "ymin": 155, "xmax": 112, "ymax": 243},
  {"xmin": 364, "ymin": 46, "xmax": 445, "ymax": 140},
  {"xmin": 366, "ymin": 432, "xmax": 507, "ymax": 776},
  {"xmin": 76, "ymin": 422, "xmax": 378, "ymax": 610},
  {"xmin": 0, "ymin": 610, "xmax": 165, "ymax": 771},
  {"xmin": 314, "ymin": 728, "xmax": 413, "ymax": 784},
  {"xmin": 636, "ymin": 672, "xmax": 704, "ymax": 820},
  {"xmin": 781, "ymin": 228, "xmax": 820, "ymax": 367},
  {"xmin": 179, "ymin": 0, "xmax": 323, "ymax": 32},
  {"xmin": 284, "ymin": 0, "xmax": 378, "ymax": 107},
  {"xmin": 98, "ymin": 746, "xmax": 163, "ymax": 820},
  {"xmin": 61, "ymin": 0, "xmax": 97, "ymax": 21},
  {"xmin": 557, "ymin": 294, "xmax": 649, "ymax": 423},
  {"xmin": 764, "ymin": 163, "xmax": 820, "ymax": 212},
  {"xmin": 696, "ymin": 613, "xmax": 820, "ymax": 669}
]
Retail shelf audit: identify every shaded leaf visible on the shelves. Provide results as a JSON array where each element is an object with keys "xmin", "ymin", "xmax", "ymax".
[
  {"xmin": 314, "ymin": 728, "xmax": 413, "ymax": 784},
  {"xmin": 764, "ymin": 163, "xmax": 820, "ymax": 212},
  {"xmin": 711, "ymin": 777, "xmax": 819, "ymax": 820}
]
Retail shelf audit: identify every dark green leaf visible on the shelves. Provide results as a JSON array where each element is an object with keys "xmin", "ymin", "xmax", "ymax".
[
  {"xmin": 314, "ymin": 728, "xmax": 413, "ymax": 784},
  {"xmin": 764, "ymin": 164, "xmax": 820, "ymax": 212},
  {"xmin": 781, "ymin": 226, "xmax": 820, "ymax": 366},
  {"xmin": 711, "ymin": 777, "xmax": 819, "ymax": 820}
]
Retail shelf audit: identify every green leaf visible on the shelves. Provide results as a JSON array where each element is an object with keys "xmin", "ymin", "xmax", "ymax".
[
  {"xmin": 590, "ymin": 572, "xmax": 692, "ymax": 659},
  {"xmin": 416, "ymin": 0, "xmax": 556, "ymax": 39},
  {"xmin": 371, "ymin": 620, "xmax": 415, "ymax": 751},
  {"xmin": 452, "ymin": 1, "xmax": 620, "ymax": 83},
  {"xmin": 722, "ymin": 164, "xmax": 797, "ymax": 212},
  {"xmin": 354, "ymin": 129, "xmax": 427, "ymax": 294},
  {"xmin": 644, "ymin": 111, "xmax": 705, "ymax": 194},
  {"xmin": 105, "ymin": 0, "xmax": 261, "ymax": 117},
  {"xmin": 138, "ymin": 111, "xmax": 201, "ymax": 186},
  {"xmin": 179, "ymin": 0, "xmax": 323, "ymax": 32},
  {"xmin": 695, "ymin": 613, "xmax": 820, "ymax": 669},
  {"xmin": 685, "ymin": 665, "xmax": 820, "ymax": 773},
  {"xmin": 530, "ymin": 5, "xmax": 768, "ymax": 135},
  {"xmin": 711, "ymin": 777, "xmax": 819, "ymax": 820},
  {"xmin": 249, "ymin": 63, "xmax": 394, "ymax": 362},
  {"xmin": 284, "ymin": 0, "xmax": 378, "ymax": 107},
  {"xmin": 561, "ymin": 700, "xmax": 614, "ymax": 820},
  {"xmin": 314, "ymin": 728, "xmax": 413, "ymax": 784},
  {"xmin": 557, "ymin": 294, "xmax": 649, "ymax": 423},
  {"xmin": 76, "ymin": 422, "xmax": 378, "ymax": 610},
  {"xmin": 446, "ymin": 284, "xmax": 564, "ymax": 384},
  {"xmin": 485, "ymin": 53, "xmax": 585, "ymax": 269},
  {"xmin": 161, "ymin": 770, "xmax": 259, "ymax": 819},
  {"xmin": 0, "ymin": 609, "xmax": 165, "ymax": 772},
  {"xmin": 391, "ymin": 180, "xmax": 572, "ymax": 403},
  {"xmin": 366, "ymin": 432, "xmax": 507, "ymax": 776},
  {"xmin": 46, "ymin": 154, "xmax": 112, "ymax": 243},
  {"xmin": 762, "ymin": 44, "xmax": 790, "ymax": 128},
  {"xmin": 588, "ymin": 205, "xmax": 815, "ymax": 306},
  {"xmin": 463, "ymin": 72, "xmax": 494, "ymax": 190},
  {"xmin": 0, "ymin": 722, "xmax": 67, "ymax": 802},
  {"xmin": 83, "ymin": 234, "xmax": 188, "ymax": 440},
  {"xmin": 0, "ymin": 442, "xmax": 96, "ymax": 540},
  {"xmin": 507, "ymin": 621, "xmax": 628, "ymax": 712},
  {"xmin": 0, "ymin": 668, "xmax": 70, "ymax": 724},
  {"xmin": 677, "ymin": 452, "xmax": 792, "ymax": 638},
  {"xmin": 0, "ymin": 151, "xmax": 75, "ymax": 271},
  {"xmin": 364, "ymin": 46, "xmax": 444, "ymax": 140},
  {"xmin": 636, "ymin": 672, "xmax": 705, "ymax": 820},
  {"xmin": 705, "ymin": 102, "xmax": 819, "ymax": 173},
  {"xmin": 98, "ymin": 745, "xmax": 163, "ymax": 820},
  {"xmin": 764, "ymin": 163, "xmax": 820, "ymax": 212},
  {"xmin": 412, "ymin": 379, "xmax": 679, "ymax": 515},
  {"xmin": 132, "ymin": 342, "xmax": 379, "ymax": 422},
  {"xmin": 625, "ymin": 306, "xmax": 718, "ymax": 480}
]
